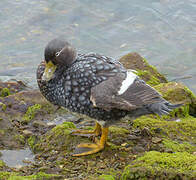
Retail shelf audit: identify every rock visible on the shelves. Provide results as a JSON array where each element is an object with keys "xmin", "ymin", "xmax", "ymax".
[
  {"xmin": 121, "ymin": 151, "xmax": 196, "ymax": 179},
  {"xmin": 119, "ymin": 52, "xmax": 167, "ymax": 86},
  {"xmin": 152, "ymin": 137, "xmax": 162, "ymax": 144},
  {"xmin": 0, "ymin": 80, "xmax": 28, "ymax": 96},
  {"xmin": 155, "ymin": 82, "xmax": 196, "ymax": 117},
  {"xmin": 22, "ymin": 130, "xmax": 33, "ymax": 137},
  {"xmin": 32, "ymin": 120, "xmax": 48, "ymax": 128}
]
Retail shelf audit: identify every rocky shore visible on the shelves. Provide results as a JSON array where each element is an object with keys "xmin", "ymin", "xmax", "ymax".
[{"xmin": 0, "ymin": 53, "xmax": 195, "ymax": 179}]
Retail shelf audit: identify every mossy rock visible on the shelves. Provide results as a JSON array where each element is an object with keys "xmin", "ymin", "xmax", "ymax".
[
  {"xmin": 133, "ymin": 115, "xmax": 196, "ymax": 143},
  {"xmin": 22, "ymin": 104, "xmax": 42, "ymax": 123},
  {"xmin": 121, "ymin": 151, "xmax": 196, "ymax": 180},
  {"xmin": 0, "ymin": 171, "xmax": 62, "ymax": 180},
  {"xmin": 119, "ymin": 52, "xmax": 167, "ymax": 86},
  {"xmin": 0, "ymin": 88, "xmax": 10, "ymax": 97},
  {"xmin": 35, "ymin": 122, "xmax": 78, "ymax": 152},
  {"xmin": 155, "ymin": 82, "xmax": 196, "ymax": 117},
  {"xmin": 99, "ymin": 174, "xmax": 115, "ymax": 180},
  {"xmin": 0, "ymin": 80, "xmax": 27, "ymax": 97},
  {"xmin": 162, "ymin": 139, "xmax": 196, "ymax": 153}
]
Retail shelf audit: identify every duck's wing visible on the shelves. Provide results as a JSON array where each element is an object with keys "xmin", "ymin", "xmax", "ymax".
[{"xmin": 90, "ymin": 70, "xmax": 162, "ymax": 111}]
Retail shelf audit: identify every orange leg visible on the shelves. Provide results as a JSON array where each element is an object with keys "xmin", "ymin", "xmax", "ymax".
[
  {"xmin": 72, "ymin": 126, "xmax": 109, "ymax": 156},
  {"xmin": 71, "ymin": 122, "xmax": 102, "ymax": 137}
]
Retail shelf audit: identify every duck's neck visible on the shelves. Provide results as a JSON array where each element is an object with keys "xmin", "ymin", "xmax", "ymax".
[{"xmin": 40, "ymin": 66, "xmax": 66, "ymax": 106}]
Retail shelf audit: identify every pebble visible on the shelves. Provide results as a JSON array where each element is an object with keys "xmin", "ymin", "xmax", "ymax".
[
  {"xmin": 33, "ymin": 120, "xmax": 48, "ymax": 128},
  {"xmin": 152, "ymin": 137, "xmax": 162, "ymax": 144},
  {"xmin": 22, "ymin": 130, "xmax": 33, "ymax": 137}
]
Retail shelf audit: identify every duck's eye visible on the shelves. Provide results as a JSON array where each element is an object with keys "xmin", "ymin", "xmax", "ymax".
[{"xmin": 55, "ymin": 51, "xmax": 60, "ymax": 57}]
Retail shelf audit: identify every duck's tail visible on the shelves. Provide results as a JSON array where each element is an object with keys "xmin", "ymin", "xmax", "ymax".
[
  {"xmin": 128, "ymin": 101, "xmax": 183, "ymax": 119},
  {"xmin": 147, "ymin": 101, "xmax": 183, "ymax": 116}
]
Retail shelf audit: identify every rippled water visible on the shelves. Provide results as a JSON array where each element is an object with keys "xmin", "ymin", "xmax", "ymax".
[{"xmin": 0, "ymin": 0, "xmax": 195, "ymax": 93}]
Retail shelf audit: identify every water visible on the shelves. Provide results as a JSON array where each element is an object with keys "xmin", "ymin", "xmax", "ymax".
[
  {"xmin": 0, "ymin": 0, "xmax": 195, "ymax": 93},
  {"xmin": 0, "ymin": 148, "xmax": 34, "ymax": 168}
]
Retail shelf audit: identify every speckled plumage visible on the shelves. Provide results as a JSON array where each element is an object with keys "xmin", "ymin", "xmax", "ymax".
[
  {"xmin": 37, "ymin": 39, "xmax": 181, "ymax": 127},
  {"xmin": 37, "ymin": 52, "xmax": 129, "ymax": 126}
]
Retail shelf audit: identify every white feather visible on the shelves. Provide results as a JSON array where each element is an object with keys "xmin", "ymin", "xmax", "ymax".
[{"xmin": 118, "ymin": 71, "xmax": 137, "ymax": 95}]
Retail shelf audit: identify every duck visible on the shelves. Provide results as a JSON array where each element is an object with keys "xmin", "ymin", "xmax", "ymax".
[{"xmin": 37, "ymin": 38, "xmax": 181, "ymax": 156}]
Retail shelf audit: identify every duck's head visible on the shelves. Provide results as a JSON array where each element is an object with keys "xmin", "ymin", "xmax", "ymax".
[{"xmin": 42, "ymin": 38, "xmax": 77, "ymax": 81}]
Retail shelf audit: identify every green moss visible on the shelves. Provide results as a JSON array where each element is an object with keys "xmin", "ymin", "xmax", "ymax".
[
  {"xmin": 0, "ymin": 102, "xmax": 7, "ymax": 111},
  {"xmin": 0, "ymin": 172, "xmax": 14, "ymax": 180},
  {"xmin": 0, "ymin": 171, "xmax": 60, "ymax": 180},
  {"xmin": 99, "ymin": 174, "xmax": 115, "ymax": 180},
  {"xmin": 135, "ymin": 70, "xmax": 161, "ymax": 86},
  {"xmin": 14, "ymin": 134, "xmax": 25, "ymax": 145},
  {"xmin": 27, "ymin": 135, "xmax": 36, "ymax": 150},
  {"xmin": 162, "ymin": 139, "xmax": 196, "ymax": 153},
  {"xmin": 0, "ymin": 88, "xmax": 10, "ymax": 97},
  {"xmin": 121, "ymin": 151, "xmax": 196, "ymax": 179},
  {"xmin": 0, "ymin": 129, "xmax": 5, "ymax": 136},
  {"xmin": 0, "ymin": 160, "xmax": 6, "ymax": 168},
  {"xmin": 0, "ymin": 172, "xmax": 60, "ymax": 180},
  {"xmin": 36, "ymin": 122, "xmax": 77, "ymax": 152},
  {"xmin": 154, "ymin": 82, "xmax": 196, "ymax": 116},
  {"xmin": 133, "ymin": 115, "xmax": 196, "ymax": 142},
  {"xmin": 51, "ymin": 122, "xmax": 76, "ymax": 137},
  {"xmin": 110, "ymin": 126, "xmax": 129, "ymax": 136},
  {"xmin": 22, "ymin": 104, "xmax": 41, "ymax": 123}
]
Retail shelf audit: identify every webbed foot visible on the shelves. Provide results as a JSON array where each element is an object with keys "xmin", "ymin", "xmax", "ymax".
[
  {"xmin": 72, "ymin": 127, "xmax": 108, "ymax": 156},
  {"xmin": 71, "ymin": 122, "xmax": 102, "ymax": 137}
]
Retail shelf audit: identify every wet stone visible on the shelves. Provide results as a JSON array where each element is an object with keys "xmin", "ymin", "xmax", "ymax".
[
  {"xmin": 33, "ymin": 120, "xmax": 48, "ymax": 128},
  {"xmin": 22, "ymin": 130, "xmax": 33, "ymax": 137}
]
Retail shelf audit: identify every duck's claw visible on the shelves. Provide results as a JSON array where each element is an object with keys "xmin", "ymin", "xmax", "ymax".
[
  {"xmin": 72, "ymin": 127, "xmax": 109, "ymax": 156},
  {"xmin": 70, "ymin": 122, "xmax": 102, "ymax": 137},
  {"xmin": 72, "ymin": 143, "xmax": 104, "ymax": 156}
]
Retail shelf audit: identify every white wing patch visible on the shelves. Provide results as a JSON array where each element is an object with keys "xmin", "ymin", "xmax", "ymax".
[{"xmin": 118, "ymin": 71, "xmax": 137, "ymax": 95}]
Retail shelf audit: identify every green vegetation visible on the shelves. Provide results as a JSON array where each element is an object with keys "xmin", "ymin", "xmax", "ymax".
[
  {"xmin": 0, "ymin": 88, "xmax": 10, "ymax": 97},
  {"xmin": 0, "ymin": 160, "xmax": 6, "ymax": 168},
  {"xmin": 22, "ymin": 104, "xmax": 41, "ymax": 123},
  {"xmin": 14, "ymin": 134, "xmax": 25, "ymax": 145},
  {"xmin": 99, "ymin": 174, "xmax": 115, "ymax": 180},
  {"xmin": 27, "ymin": 135, "xmax": 37, "ymax": 150},
  {"xmin": 0, "ymin": 102, "xmax": 7, "ymax": 111},
  {"xmin": 110, "ymin": 126, "xmax": 129, "ymax": 137},
  {"xmin": 121, "ymin": 151, "xmax": 196, "ymax": 179},
  {"xmin": 51, "ymin": 121, "xmax": 76, "ymax": 137},
  {"xmin": 162, "ymin": 139, "xmax": 196, "ymax": 153},
  {"xmin": 36, "ymin": 122, "xmax": 77, "ymax": 152},
  {"xmin": 133, "ymin": 115, "xmax": 196, "ymax": 142},
  {"xmin": 135, "ymin": 69, "xmax": 161, "ymax": 86},
  {"xmin": 0, "ymin": 171, "xmax": 60, "ymax": 180}
]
